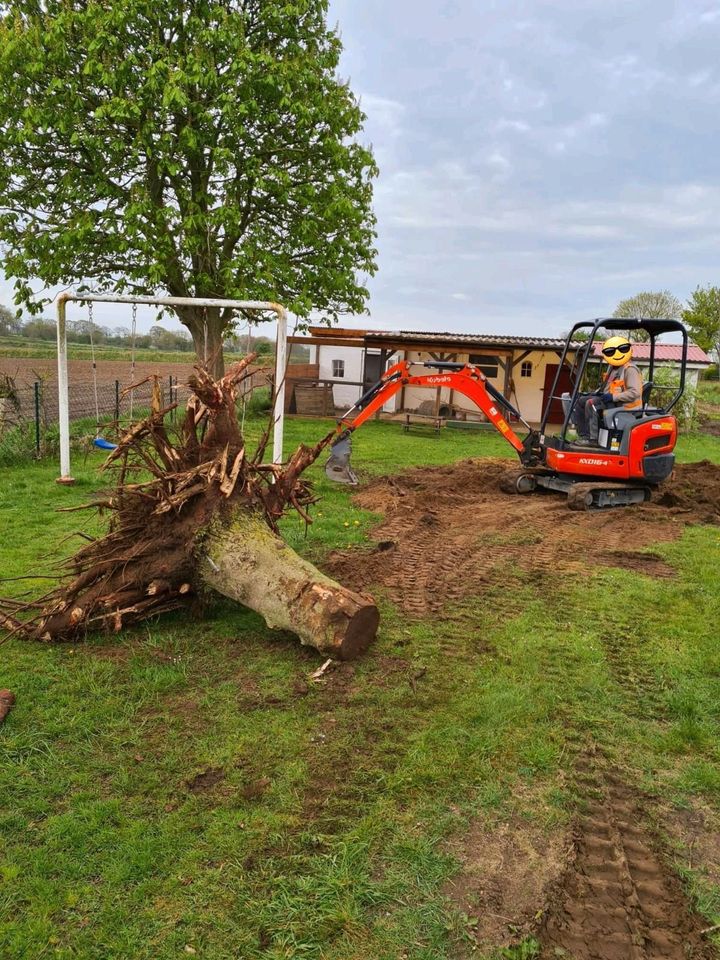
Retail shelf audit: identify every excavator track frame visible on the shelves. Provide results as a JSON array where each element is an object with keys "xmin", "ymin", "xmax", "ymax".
[{"xmin": 500, "ymin": 470, "xmax": 653, "ymax": 510}]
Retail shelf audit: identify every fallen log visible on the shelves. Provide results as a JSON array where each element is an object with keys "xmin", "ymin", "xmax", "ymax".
[
  {"xmin": 0, "ymin": 360, "xmax": 379, "ymax": 660},
  {"xmin": 200, "ymin": 512, "xmax": 378, "ymax": 660}
]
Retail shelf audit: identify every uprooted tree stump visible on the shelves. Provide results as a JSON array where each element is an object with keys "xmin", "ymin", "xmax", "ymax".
[{"xmin": 0, "ymin": 357, "xmax": 379, "ymax": 660}]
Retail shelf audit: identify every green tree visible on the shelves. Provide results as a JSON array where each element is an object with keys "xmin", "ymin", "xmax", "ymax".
[
  {"xmin": 0, "ymin": 304, "xmax": 21, "ymax": 337},
  {"xmin": 612, "ymin": 290, "xmax": 682, "ymax": 341},
  {"xmin": 683, "ymin": 285, "xmax": 720, "ymax": 379},
  {"xmin": 0, "ymin": 0, "xmax": 377, "ymax": 375}
]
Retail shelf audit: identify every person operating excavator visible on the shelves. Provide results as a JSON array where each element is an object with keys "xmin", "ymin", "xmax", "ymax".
[{"xmin": 565, "ymin": 335, "xmax": 643, "ymax": 445}]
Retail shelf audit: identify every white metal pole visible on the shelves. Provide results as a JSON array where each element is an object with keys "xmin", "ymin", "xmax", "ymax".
[
  {"xmin": 272, "ymin": 305, "xmax": 288, "ymax": 465},
  {"xmin": 54, "ymin": 293, "xmax": 288, "ymax": 476},
  {"xmin": 56, "ymin": 294, "xmax": 74, "ymax": 484}
]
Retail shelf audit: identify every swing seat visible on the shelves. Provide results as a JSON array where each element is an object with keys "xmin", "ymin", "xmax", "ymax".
[{"xmin": 93, "ymin": 437, "xmax": 117, "ymax": 451}]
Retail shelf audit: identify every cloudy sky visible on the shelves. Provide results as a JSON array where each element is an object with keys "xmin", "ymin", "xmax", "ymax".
[
  {"xmin": 328, "ymin": 0, "xmax": 720, "ymax": 336},
  {"xmin": 2, "ymin": 0, "xmax": 719, "ymax": 336}
]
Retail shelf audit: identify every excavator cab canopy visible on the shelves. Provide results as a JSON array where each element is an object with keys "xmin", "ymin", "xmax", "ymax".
[{"xmin": 541, "ymin": 317, "xmax": 689, "ymax": 440}]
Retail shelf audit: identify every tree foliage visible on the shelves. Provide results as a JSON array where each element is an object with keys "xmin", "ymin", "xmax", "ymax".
[
  {"xmin": 683, "ymin": 285, "xmax": 720, "ymax": 372},
  {"xmin": 612, "ymin": 290, "xmax": 682, "ymax": 342},
  {"xmin": 0, "ymin": 304, "xmax": 21, "ymax": 337},
  {"xmin": 0, "ymin": 0, "xmax": 377, "ymax": 370}
]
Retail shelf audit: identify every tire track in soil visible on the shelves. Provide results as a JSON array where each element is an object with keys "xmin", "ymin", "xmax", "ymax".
[
  {"xmin": 325, "ymin": 459, "xmax": 720, "ymax": 620},
  {"xmin": 600, "ymin": 629, "xmax": 669, "ymax": 722},
  {"xmin": 539, "ymin": 760, "xmax": 714, "ymax": 960},
  {"xmin": 321, "ymin": 460, "xmax": 720, "ymax": 956}
]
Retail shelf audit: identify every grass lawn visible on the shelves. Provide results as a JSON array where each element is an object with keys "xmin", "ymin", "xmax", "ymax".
[{"xmin": 2, "ymin": 418, "xmax": 720, "ymax": 959}]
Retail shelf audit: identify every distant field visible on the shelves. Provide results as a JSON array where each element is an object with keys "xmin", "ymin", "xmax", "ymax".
[{"xmin": 0, "ymin": 337, "xmax": 252, "ymax": 364}]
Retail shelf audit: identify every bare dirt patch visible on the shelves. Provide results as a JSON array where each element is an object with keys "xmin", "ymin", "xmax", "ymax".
[
  {"xmin": 444, "ymin": 815, "xmax": 571, "ymax": 955},
  {"xmin": 666, "ymin": 799, "xmax": 720, "ymax": 895},
  {"xmin": 445, "ymin": 769, "xmax": 715, "ymax": 959},
  {"xmin": 185, "ymin": 766, "xmax": 225, "ymax": 793},
  {"xmin": 539, "ymin": 770, "xmax": 714, "ymax": 959},
  {"xmin": 325, "ymin": 459, "xmax": 720, "ymax": 617}
]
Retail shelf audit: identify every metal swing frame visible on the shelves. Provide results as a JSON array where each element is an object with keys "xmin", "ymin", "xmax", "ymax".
[{"xmin": 55, "ymin": 292, "xmax": 288, "ymax": 484}]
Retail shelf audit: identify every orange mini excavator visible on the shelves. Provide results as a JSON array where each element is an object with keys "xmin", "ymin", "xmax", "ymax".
[{"xmin": 324, "ymin": 318, "xmax": 689, "ymax": 509}]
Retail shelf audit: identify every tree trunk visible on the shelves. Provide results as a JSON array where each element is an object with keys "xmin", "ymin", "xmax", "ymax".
[
  {"xmin": 199, "ymin": 511, "xmax": 379, "ymax": 660},
  {"xmin": 176, "ymin": 306, "xmax": 226, "ymax": 378}
]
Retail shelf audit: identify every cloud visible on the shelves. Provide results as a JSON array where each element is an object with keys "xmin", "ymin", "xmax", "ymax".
[{"xmin": 327, "ymin": 0, "xmax": 720, "ymax": 336}]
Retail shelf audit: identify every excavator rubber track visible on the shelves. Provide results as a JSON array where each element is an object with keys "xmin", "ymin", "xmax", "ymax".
[
  {"xmin": 565, "ymin": 482, "xmax": 651, "ymax": 511},
  {"xmin": 501, "ymin": 470, "xmax": 652, "ymax": 510}
]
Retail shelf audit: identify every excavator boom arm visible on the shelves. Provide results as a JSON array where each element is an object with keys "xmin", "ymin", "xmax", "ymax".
[
  {"xmin": 325, "ymin": 361, "xmax": 529, "ymax": 483},
  {"xmin": 338, "ymin": 361, "xmax": 525, "ymax": 451}
]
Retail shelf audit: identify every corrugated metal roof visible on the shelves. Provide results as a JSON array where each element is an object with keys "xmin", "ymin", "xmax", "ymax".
[
  {"xmin": 363, "ymin": 330, "xmax": 579, "ymax": 350},
  {"xmin": 304, "ymin": 326, "xmax": 712, "ymax": 363},
  {"xmin": 590, "ymin": 343, "xmax": 711, "ymax": 363}
]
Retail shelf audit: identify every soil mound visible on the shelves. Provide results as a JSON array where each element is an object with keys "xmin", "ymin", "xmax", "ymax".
[
  {"xmin": 655, "ymin": 459, "xmax": 720, "ymax": 523},
  {"xmin": 325, "ymin": 459, "xmax": 720, "ymax": 617}
]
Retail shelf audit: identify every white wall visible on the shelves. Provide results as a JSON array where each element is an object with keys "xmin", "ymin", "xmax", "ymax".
[
  {"xmin": 511, "ymin": 351, "xmax": 558, "ymax": 423},
  {"xmin": 318, "ymin": 345, "xmax": 363, "ymax": 408},
  {"xmin": 317, "ymin": 345, "xmax": 399, "ymax": 411}
]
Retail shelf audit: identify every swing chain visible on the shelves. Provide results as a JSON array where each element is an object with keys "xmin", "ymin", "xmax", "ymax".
[
  {"xmin": 88, "ymin": 300, "xmax": 101, "ymax": 438},
  {"xmin": 128, "ymin": 302, "xmax": 138, "ymax": 420}
]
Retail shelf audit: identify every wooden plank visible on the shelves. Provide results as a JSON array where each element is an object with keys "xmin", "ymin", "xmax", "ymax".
[
  {"xmin": 288, "ymin": 336, "xmax": 364, "ymax": 349},
  {"xmin": 307, "ymin": 326, "xmax": 367, "ymax": 339}
]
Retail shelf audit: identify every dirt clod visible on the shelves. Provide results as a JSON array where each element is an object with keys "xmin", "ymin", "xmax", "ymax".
[
  {"xmin": 186, "ymin": 766, "xmax": 225, "ymax": 793},
  {"xmin": 0, "ymin": 689, "xmax": 15, "ymax": 725},
  {"xmin": 326, "ymin": 459, "xmax": 720, "ymax": 617},
  {"xmin": 239, "ymin": 777, "xmax": 271, "ymax": 801}
]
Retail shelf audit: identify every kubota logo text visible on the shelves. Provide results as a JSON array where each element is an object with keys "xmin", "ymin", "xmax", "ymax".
[{"xmin": 425, "ymin": 376, "xmax": 451, "ymax": 384}]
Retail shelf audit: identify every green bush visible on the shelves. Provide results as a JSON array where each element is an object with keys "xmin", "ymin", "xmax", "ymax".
[
  {"xmin": 649, "ymin": 365, "xmax": 697, "ymax": 428},
  {"xmin": 245, "ymin": 385, "xmax": 272, "ymax": 417},
  {"xmin": 0, "ymin": 421, "xmax": 37, "ymax": 465}
]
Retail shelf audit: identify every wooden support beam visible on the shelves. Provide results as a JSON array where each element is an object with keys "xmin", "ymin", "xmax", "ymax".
[
  {"xmin": 508, "ymin": 348, "xmax": 533, "ymax": 370},
  {"xmin": 375, "ymin": 349, "xmax": 388, "ymax": 420}
]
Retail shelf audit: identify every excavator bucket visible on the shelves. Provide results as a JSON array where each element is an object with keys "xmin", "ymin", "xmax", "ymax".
[{"xmin": 325, "ymin": 435, "xmax": 359, "ymax": 485}]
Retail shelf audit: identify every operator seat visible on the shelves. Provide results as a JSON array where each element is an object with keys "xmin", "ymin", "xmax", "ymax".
[{"xmin": 602, "ymin": 381, "xmax": 655, "ymax": 430}]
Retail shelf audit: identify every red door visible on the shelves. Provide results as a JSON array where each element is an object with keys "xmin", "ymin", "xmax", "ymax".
[{"xmin": 542, "ymin": 364, "xmax": 573, "ymax": 424}]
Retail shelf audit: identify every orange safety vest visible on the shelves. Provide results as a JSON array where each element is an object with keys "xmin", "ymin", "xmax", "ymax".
[{"xmin": 606, "ymin": 364, "xmax": 642, "ymax": 410}]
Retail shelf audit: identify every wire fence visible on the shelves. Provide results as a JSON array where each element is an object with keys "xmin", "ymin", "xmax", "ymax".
[{"xmin": 0, "ymin": 368, "xmax": 271, "ymax": 464}]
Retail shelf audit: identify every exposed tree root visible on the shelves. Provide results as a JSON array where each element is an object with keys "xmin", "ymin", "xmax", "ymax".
[{"xmin": 0, "ymin": 358, "xmax": 378, "ymax": 659}]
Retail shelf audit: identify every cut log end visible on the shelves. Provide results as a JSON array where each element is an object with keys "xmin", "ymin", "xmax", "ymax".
[
  {"xmin": 332, "ymin": 600, "xmax": 380, "ymax": 661},
  {"xmin": 0, "ymin": 689, "xmax": 16, "ymax": 725},
  {"xmin": 200, "ymin": 511, "xmax": 380, "ymax": 661}
]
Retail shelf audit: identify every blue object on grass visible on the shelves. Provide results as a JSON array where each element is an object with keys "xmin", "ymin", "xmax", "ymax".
[{"xmin": 93, "ymin": 437, "xmax": 117, "ymax": 451}]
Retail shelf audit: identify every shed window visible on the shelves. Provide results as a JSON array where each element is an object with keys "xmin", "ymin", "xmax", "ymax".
[
  {"xmin": 332, "ymin": 359, "xmax": 345, "ymax": 379},
  {"xmin": 468, "ymin": 354, "xmax": 500, "ymax": 378},
  {"xmin": 520, "ymin": 360, "xmax": 533, "ymax": 378}
]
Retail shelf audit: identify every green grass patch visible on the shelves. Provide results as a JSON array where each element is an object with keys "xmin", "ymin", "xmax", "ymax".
[{"xmin": 1, "ymin": 418, "xmax": 720, "ymax": 957}]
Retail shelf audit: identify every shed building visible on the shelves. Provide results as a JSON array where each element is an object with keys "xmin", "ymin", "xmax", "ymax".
[{"xmin": 287, "ymin": 328, "xmax": 711, "ymax": 425}]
